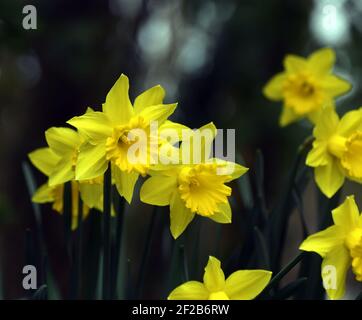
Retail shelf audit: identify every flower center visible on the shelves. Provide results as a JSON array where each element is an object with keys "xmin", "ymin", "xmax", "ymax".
[
  {"xmin": 177, "ymin": 164, "xmax": 231, "ymax": 216},
  {"xmin": 105, "ymin": 116, "xmax": 150, "ymax": 175},
  {"xmin": 283, "ymin": 73, "xmax": 322, "ymax": 114},
  {"xmin": 341, "ymin": 131, "xmax": 362, "ymax": 179},
  {"xmin": 345, "ymin": 228, "xmax": 362, "ymax": 281},
  {"xmin": 208, "ymin": 291, "xmax": 230, "ymax": 300}
]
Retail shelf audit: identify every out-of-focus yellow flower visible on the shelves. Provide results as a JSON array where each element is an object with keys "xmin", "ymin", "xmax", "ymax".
[
  {"xmin": 263, "ymin": 48, "xmax": 351, "ymax": 126},
  {"xmin": 168, "ymin": 256, "xmax": 271, "ymax": 300},
  {"xmin": 140, "ymin": 122, "xmax": 248, "ymax": 239},
  {"xmin": 300, "ymin": 195, "xmax": 362, "ymax": 300},
  {"xmin": 67, "ymin": 74, "xmax": 177, "ymax": 203},
  {"xmin": 306, "ymin": 106, "xmax": 362, "ymax": 198},
  {"xmin": 28, "ymin": 140, "xmax": 103, "ymax": 229}
]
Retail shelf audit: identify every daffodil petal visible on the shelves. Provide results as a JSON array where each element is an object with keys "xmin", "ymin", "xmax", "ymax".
[
  {"xmin": 138, "ymin": 103, "xmax": 177, "ymax": 125},
  {"xmin": 168, "ymin": 281, "xmax": 209, "ymax": 300},
  {"xmin": 169, "ymin": 192, "xmax": 195, "ymax": 239},
  {"xmin": 225, "ymin": 270, "xmax": 272, "ymax": 300},
  {"xmin": 28, "ymin": 148, "xmax": 59, "ymax": 176},
  {"xmin": 279, "ymin": 106, "xmax": 301, "ymax": 127},
  {"xmin": 314, "ymin": 158, "xmax": 345, "ymax": 198},
  {"xmin": 299, "ymin": 225, "xmax": 345, "ymax": 258},
  {"xmin": 113, "ymin": 166, "xmax": 139, "ymax": 204},
  {"xmin": 283, "ymin": 54, "xmax": 307, "ymax": 73},
  {"xmin": 67, "ymin": 111, "xmax": 112, "ymax": 144},
  {"xmin": 140, "ymin": 176, "xmax": 176, "ymax": 206},
  {"xmin": 75, "ymin": 142, "xmax": 108, "ymax": 180},
  {"xmin": 322, "ymin": 245, "xmax": 350, "ymax": 300},
  {"xmin": 45, "ymin": 127, "xmax": 80, "ymax": 156},
  {"xmin": 209, "ymin": 202, "xmax": 231, "ymax": 224},
  {"xmin": 322, "ymin": 75, "xmax": 351, "ymax": 97},
  {"xmin": 263, "ymin": 72, "xmax": 286, "ymax": 101},
  {"xmin": 159, "ymin": 120, "xmax": 189, "ymax": 142},
  {"xmin": 48, "ymin": 156, "xmax": 74, "ymax": 186},
  {"xmin": 337, "ymin": 108, "xmax": 362, "ymax": 137},
  {"xmin": 332, "ymin": 195, "xmax": 361, "ymax": 230},
  {"xmin": 306, "ymin": 141, "xmax": 330, "ymax": 167},
  {"xmin": 313, "ymin": 106, "xmax": 339, "ymax": 140},
  {"xmin": 79, "ymin": 182, "xmax": 103, "ymax": 211},
  {"xmin": 308, "ymin": 48, "xmax": 335, "ymax": 75},
  {"xmin": 32, "ymin": 183, "xmax": 55, "ymax": 203},
  {"xmin": 203, "ymin": 256, "xmax": 226, "ymax": 292},
  {"xmin": 103, "ymin": 74, "xmax": 134, "ymax": 124},
  {"xmin": 134, "ymin": 85, "xmax": 165, "ymax": 114}
]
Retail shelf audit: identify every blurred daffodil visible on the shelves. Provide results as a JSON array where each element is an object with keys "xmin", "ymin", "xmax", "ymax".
[
  {"xmin": 140, "ymin": 122, "xmax": 248, "ymax": 239},
  {"xmin": 306, "ymin": 106, "xmax": 362, "ymax": 198},
  {"xmin": 263, "ymin": 48, "xmax": 351, "ymax": 126},
  {"xmin": 300, "ymin": 195, "xmax": 362, "ymax": 300},
  {"xmin": 168, "ymin": 256, "xmax": 272, "ymax": 300},
  {"xmin": 67, "ymin": 74, "xmax": 177, "ymax": 203}
]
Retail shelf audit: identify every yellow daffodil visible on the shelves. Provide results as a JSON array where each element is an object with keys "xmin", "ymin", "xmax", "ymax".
[
  {"xmin": 140, "ymin": 122, "xmax": 248, "ymax": 239},
  {"xmin": 306, "ymin": 106, "xmax": 362, "ymax": 198},
  {"xmin": 67, "ymin": 74, "xmax": 177, "ymax": 203},
  {"xmin": 29, "ymin": 136, "xmax": 103, "ymax": 229},
  {"xmin": 300, "ymin": 195, "xmax": 362, "ymax": 300},
  {"xmin": 263, "ymin": 48, "xmax": 351, "ymax": 126},
  {"xmin": 168, "ymin": 256, "xmax": 272, "ymax": 300}
]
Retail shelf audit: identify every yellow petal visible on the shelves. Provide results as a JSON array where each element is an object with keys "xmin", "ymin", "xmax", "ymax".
[
  {"xmin": 283, "ymin": 54, "xmax": 308, "ymax": 73},
  {"xmin": 28, "ymin": 148, "xmax": 59, "ymax": 176},
  {"xmin": 263, "ymin": 72, "xmax": 286, "ymax": 101},
  {"xmin": 168, "ymin": 281, "xmax": 208, "ymax": 300},
  {"xmin": 314, "ymin": 159, "xmax": 345, "ymax": 198},
  {"xmin": 306, "ymin": 141, "xmax": 330, "ymax": 167},
  {"xmin": 209, "ymin": 202, "xmax": 232, "ymax": 224},
  {"xmin": 313, "ymin": 106, "xmax": 339, "ymax": 140},
  {"xmin": 279, "ymin": 106, "xmax": 301, "ymax": 127},
  {"xmin": 32, "ymin": 183, "xmax": 55, "ymax": 203},
  {"xmin": 322, "ymin": 75, "xmax": 351, "ymax": 97},
  {"xmin": 308, "ymin": 48, "xmax": 335, "ymax": 76},
  {"xmin": 180, "ymin": 122, "xmax": 217, "ymax": 164},
  {"xmin": 299, "ymin": 225, "xmax": 345, "ymax": 258},
  {"xmin": 79, "ymin": 182, "xmax": 103, "ymax": 211},
  {"xmin": 140, "ymin": 176, "xmax": 177, "ymax": 206},
  {"xmin": 48, "ymin": 156, "xmax": 74, "ymax": 186},
  {"xmin": 337, "ymin": 108, "xmax": 362, "ymax": 137},
  {"xmin": 159, "ymin": 120, "xmax": 189, "ymax": 142},
  {"xmin": 75, "ymin": 142, "xmax": 108, "ymax": 180},
  {"xmin": 138, "ymin": 103, "xmax": 177, "ymax": 125},
  {"xmin": 203, "ymin": 256, "xmax": 226, "ymax": 292},
  {"xmin": 322, "ymin": 245, "xmax": 350, "ymax": 300},
  {"xmin": 45, "ymin": 127, "xmax": 80, "ymax": 156},
  {"xmin": 67, "ymin": 111, "xmax": 113, "ymax": 144},
  {"xmin": 225, "ymin": 270, "xmax": 272, "ymax": 300},
  {"xmin": 113, "ymin": 166, "xmax": 139, "ymax": 204},
  {"xmin": 103, "ymin": 74, "xmax": 134, "ymax": 124},
  {"xmin": 169, "ymin": 191, "xmax": 195, "ymax": 239},
  {"xmin": 332, "ymin": 195, "xmax": 361, "ymax": 230},
  {"xmin": 134, "ymin": 85, "xmax": 165, "ymax": 114}
]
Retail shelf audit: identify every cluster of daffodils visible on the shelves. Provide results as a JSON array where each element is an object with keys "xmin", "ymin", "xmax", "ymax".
[
  {"xmin": 265, "ymin": 48, "xmax": 362, "ymax": 299},
  {"xmin": 29, "ymin": 74, "xmax": 272, "ymax": 300}
]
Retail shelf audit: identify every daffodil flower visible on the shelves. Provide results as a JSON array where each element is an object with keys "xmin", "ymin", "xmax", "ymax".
[
  {"xmin": 28, "ymin": 128, "xmax": 104, "ymax": 229},
  {"xmin": 300, "ymin": 195, "xmax": 362, "ymax": 300},
  {"xmin": 140, "ymin": 122, "xmax": 248, "ymax": 239},
  {"xmin": 263, "ymin": 48, "xmax": 351, "ymax": 126},
  {"xmin": 306, "ymin": 106, "xmax": 362, "ymax": 198},
  {"xmin": 67, "ymin": 74, "xmax": 177, "ymax": 203},
  {"xmin": 168, "ymin": 256, "xmax": 272, "ymax": 300}
]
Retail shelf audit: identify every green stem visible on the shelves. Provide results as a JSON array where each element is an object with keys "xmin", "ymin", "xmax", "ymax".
[
  {"xmin": 264, "ymin": 251, "xmax": 306, "ymax": 294},
  {"xmin": 111, "ymin": 191, "xmax": 125, "ymax": 299},
  {"xmin": 102, "ymin": 165, "xmax": 112, "ymax": 300},
  {"xmin": 136, "ymin": 207, "xmax": 157, "ymax": 299}
]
